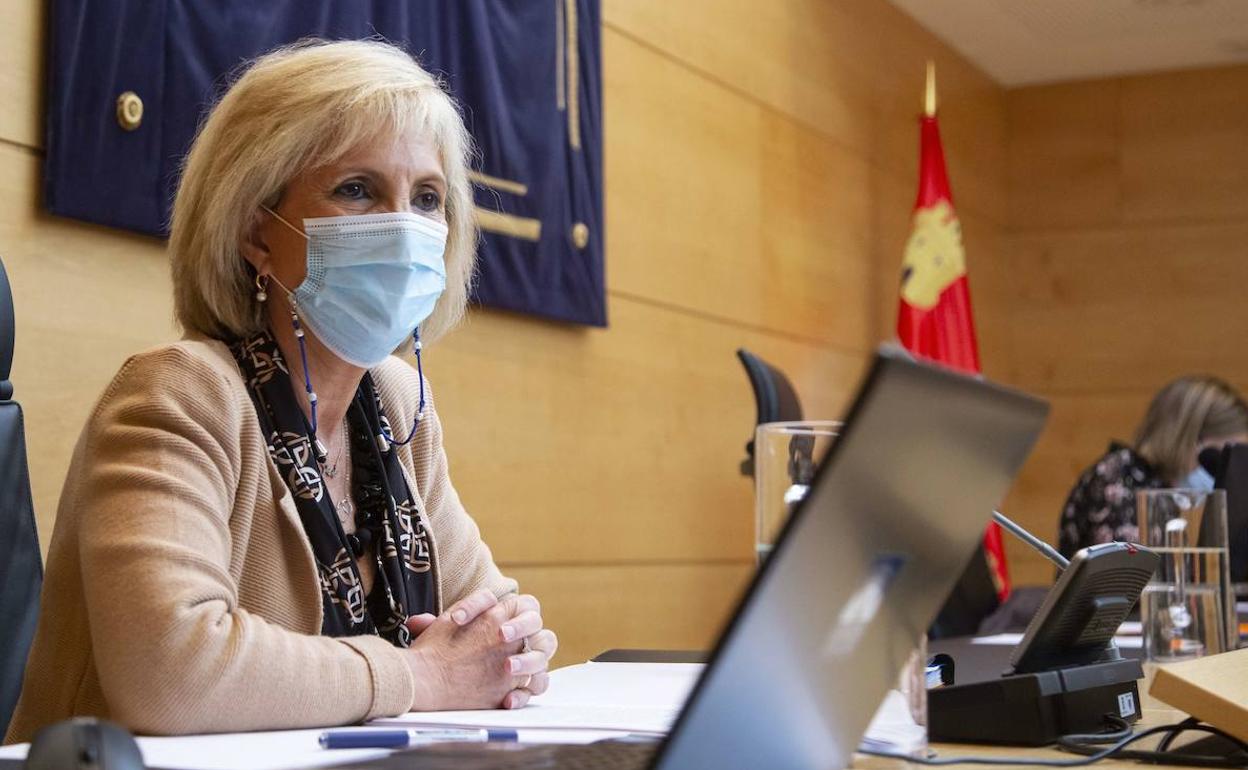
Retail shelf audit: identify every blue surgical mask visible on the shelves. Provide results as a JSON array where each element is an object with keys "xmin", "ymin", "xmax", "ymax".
[
  {"xmin": 264, "ymin": 208, "xmax": 448, "ymax": 368},
  {"xmin": 1181, "ymin": 464, "xmax": 1216, "ymax": 492}
]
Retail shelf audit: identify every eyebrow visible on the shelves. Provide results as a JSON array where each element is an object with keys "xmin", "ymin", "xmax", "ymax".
[{"xmin": 332, "ymin": 166, "xmax": 447, "ymax": 190}]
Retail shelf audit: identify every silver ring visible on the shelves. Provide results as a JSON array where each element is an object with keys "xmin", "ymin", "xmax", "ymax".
[{"xmin": 521, "ymin": 637, "xmax": 532, "ymax": 654}]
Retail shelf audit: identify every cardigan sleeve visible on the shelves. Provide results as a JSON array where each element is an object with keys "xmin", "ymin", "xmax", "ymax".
[{"xmin": 75, "ymin": 346, "xmax": 414, "ymax": 735}]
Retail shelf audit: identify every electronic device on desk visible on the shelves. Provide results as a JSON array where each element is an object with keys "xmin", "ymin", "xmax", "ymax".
[
  {"xmin": 929, "ymin": 538, "xmax": 1160, "ymax": 746},
  {"xmin": 24, "ymin": 718, "xmax": 145, "ymax": 770},
  {"xmin": 328, "ymin": 346, "xmax": 1049, "ymax": 770}
]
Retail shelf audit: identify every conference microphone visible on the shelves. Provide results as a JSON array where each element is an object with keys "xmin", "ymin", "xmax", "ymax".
[{"xmin": 990, "ymin": 509, "xmax": 1070, "ymax": 571}]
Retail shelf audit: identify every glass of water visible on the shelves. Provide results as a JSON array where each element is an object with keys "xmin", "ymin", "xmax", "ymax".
[
  {"xmin": 1137, "ymin": 489, "xmax": 1233, "ymax": 662},
  {"xmin": 753, "ymin": 421, "xmax": 839, "ymax": 565}
]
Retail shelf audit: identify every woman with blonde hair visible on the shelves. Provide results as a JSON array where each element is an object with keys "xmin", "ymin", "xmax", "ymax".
[
  {"xmin": 1057, "ymin": 375, "xmax": 1248, "ymax": 558},
  {"xmin": 7, "ymin": 39, "xmax": 555, "ymax": 741}
]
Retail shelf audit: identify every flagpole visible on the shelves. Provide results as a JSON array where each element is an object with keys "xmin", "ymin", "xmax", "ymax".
[{"xmin": 925, "ymin": 60, "xmax": 937, "ymax": 117}]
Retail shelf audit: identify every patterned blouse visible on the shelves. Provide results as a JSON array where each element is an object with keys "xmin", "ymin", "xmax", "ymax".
[{"xmin": 1057, "ymin": 442, "xmax": 1165, "ymax": 559}]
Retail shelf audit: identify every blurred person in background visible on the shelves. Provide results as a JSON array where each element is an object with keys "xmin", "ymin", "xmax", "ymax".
[{"xmin": 1057, "ymin": 376, "xmax": 1248, "ymax": 559}]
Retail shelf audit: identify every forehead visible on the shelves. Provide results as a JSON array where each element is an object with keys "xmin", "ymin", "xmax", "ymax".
[{"xmin": 314, "ymin": 127, "xmax": 444, "ymax": 182}]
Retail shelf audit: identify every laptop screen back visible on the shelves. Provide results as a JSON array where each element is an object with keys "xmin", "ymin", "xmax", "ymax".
[{"xmin": 656, "ymin": 348, "xmax": 1048, "ymax": 770}]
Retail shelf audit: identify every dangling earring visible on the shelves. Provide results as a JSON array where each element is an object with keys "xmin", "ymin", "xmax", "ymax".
[{"xmin": 254, "ymin": 274, "xmax": 269, "ymax": 302}]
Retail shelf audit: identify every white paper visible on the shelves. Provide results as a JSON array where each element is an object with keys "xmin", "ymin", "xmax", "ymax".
[
  {"xmin": 371, "ymin": 703, "xmax": 678, "ymax": 734},
  {"xmin": 969, "ymin": 632, "xmax": 1024, "ymax": 646},
  {"xmin": 371, "ymin": 662, "xmax": 701, "ymax": 734},
  {"xmin": 860, "ymin": 690, "xmax": 927, "ymax": 756},
  {"xmin": 971, "ymin": 632, "xmax": 1142, "ymax": 649}
]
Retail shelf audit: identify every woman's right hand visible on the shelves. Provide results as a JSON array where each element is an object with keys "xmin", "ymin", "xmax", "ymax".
[{"xmin": 402, "ymin": 589, "xmax": 544, "ymax": 711}]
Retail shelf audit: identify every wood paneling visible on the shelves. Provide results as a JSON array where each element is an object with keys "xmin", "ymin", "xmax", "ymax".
[
  {"xmin": 0, "ymin": 0, "xmax": 42, "ymax": 149},
  {"xmin": 1120, "ymin": 67, "xmax": 1248, "ymax": 225},
  {"xmin": 1008, "ymin": 80, "xmax": 1121, "ymax": 230},
  {"xmin": 601, "ymin": 0, "xmax": 1009, "ymax": 226},
  {"xmin": 1002, "ymin": 223, "xmax": 1248, "ymax": 393},
  {"xmin": 504, "ymin": 562, "xmax": 752, "ymax": 667},
  {"xmin": 0, "ymin": 143, "xmax": 176, "ymax": 546},
  {"xmin": 604, "ymin": 28, "xmax": 876, "ymax": 350},
  {"xmin": 429, "ymin": 299, "xmax": 866, "ymax": 565}
]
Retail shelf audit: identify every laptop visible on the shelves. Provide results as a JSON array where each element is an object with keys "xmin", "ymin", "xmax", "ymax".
[{"xmin": 340, "ymin": 346, "xmax": 1050, "ymax": 770}]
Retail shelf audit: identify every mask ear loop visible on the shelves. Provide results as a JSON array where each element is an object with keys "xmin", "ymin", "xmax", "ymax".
[
  {"xmin": 266, "ymin": 272, "xmax": 327, "ymax": 464},
  {"xmin": 261, "ymin": 203, "xmax": 426, "ymax": 453},
  {"xmin": 376, "ymin": 328, "xmax": 426, "ymax": 449},
  {"xmin": 259, "ymin": 204, "xmax": 329, "ymax": 462}
]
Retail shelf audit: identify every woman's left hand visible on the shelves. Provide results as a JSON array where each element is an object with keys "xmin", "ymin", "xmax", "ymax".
[
  {"xmin": 404, "ymin": 594, "xmax": 557, "ymax": 709},
  {"xmin": 505, "ymin": 628, "xmax": 558, "ymax": 709}
]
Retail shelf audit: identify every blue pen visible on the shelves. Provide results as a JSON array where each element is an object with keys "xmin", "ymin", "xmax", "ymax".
[{"xmin": 319, "ymin": 728, "xmax": 520, "ymax": 750}]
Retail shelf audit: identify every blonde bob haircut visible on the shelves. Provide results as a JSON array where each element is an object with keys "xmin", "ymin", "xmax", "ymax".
[
  {"xmin": 1134, "ymin": 375, "xmax": 1248, "ymax": 484},
  {"xmin": 170, "ymin": 38, "xmax": 477, "ymax": 344}
]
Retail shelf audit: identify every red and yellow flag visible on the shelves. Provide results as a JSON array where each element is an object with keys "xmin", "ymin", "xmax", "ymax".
[{"xmin": 897, "ymin": 63, "xmax": 1010, "ymax": 599}]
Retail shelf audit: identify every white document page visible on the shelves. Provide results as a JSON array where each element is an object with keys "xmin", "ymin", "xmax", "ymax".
[
  {"xmin": 971, "ymin": 632, "xmax": 1143, "ymax": 649},
  {"xmin": 372, "ymin": 659, "xmax": 925, "ymax": 751},
  {"xmin": 369, "ymin": 661, "xmax": 701, "ymax": 734},
  {"xmin": 0, "ymin": 660, "xmax": 928, "ymax": 766}
]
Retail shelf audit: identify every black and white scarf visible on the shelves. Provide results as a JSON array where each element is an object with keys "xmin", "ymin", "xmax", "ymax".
[{"xmin": 231, "ymin": 331, "xmax": 435, "ymax": 644}]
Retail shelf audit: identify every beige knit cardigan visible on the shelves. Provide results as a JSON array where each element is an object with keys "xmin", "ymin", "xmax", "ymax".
[{"xmin": 5, "ymin": 339, "xmax": 515, "ymax": 742}]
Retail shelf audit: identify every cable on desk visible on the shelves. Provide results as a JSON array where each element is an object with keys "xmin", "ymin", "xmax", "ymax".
[
  {"xmin": 1057, "ymin": 718, "xmax": 1248, "ymax": 768},
  {"xmin": 859, "ymin": 716, "xmax": 1248, "ymax": 768}
]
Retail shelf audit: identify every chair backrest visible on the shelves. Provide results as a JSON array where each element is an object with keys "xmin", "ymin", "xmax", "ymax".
[
  {"xmin": 0, "ymin": 255, "xmax": 41, "ymax": 734},
  {"xmin": 735, "ymin": 349, "xmax": 803, "ymax": 477},
  {"xmin": 1208, "ymin": 443, "xmax": 1248, "ymax": 584}
]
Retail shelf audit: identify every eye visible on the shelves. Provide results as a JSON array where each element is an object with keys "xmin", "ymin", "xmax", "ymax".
[
  {"xmin": 333, "ymin": 181, "xmax": 371, "ymax": 200},
  {"xmin": 414, "ymin": 190, "xmax": 442, "ymax": 213}
]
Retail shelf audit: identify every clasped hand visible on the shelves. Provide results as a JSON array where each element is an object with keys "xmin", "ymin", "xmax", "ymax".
[{"xmin": 403, "ymin": 590, "xmax": 557, "ymax": 711}]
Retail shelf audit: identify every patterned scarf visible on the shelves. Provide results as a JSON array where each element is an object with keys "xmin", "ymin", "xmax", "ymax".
[{"xmin": 231, "ymin": 331, "xmax": 435, "ymax": 644}]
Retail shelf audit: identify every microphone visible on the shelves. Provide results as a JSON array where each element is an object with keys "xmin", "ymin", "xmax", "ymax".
[{"xmin": 991, "ymin": 510, "xmax": 1069, "ymax": 571}]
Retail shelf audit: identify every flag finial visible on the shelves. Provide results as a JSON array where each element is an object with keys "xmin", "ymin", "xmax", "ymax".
[{"xmin": 924, "ymin": 60, "xmax": 937, "ymax": 117}]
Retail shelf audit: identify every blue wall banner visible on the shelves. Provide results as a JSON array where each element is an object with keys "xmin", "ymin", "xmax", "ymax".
[{"xmin": 46, "ymin": 1, "xmax": 606, "ymax": 327}]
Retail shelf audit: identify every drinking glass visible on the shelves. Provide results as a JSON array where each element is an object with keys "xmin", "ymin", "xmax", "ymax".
[
  {"xmin": 753, "ymin": 420, "xmax": 838, "ymax": 565},
  {"xmin": 1137, "ymin": 489, "xmax": 1233, "ymax": 662},
  {"xmin": 754, "ymin": 420, "xmax": 929, "ymax": 753}
]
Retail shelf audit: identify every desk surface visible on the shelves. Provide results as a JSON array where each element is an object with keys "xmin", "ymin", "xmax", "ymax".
[
  {"xmin": 0, "ymin": 647, "xmax": 1200, "ymax": 770},
  {"xmin": 0, "ymin": 709, "xmax": 1195, "ymax": 770}
]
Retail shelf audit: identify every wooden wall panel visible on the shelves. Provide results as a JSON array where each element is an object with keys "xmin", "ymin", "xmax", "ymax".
[
  {"xmin": 1119, "ymin": 67, "xmax": 1248, "ymax": 225},
  {"xmin": 999, "ymin": 64, "xmax": 1248, "ymax": 586},
  {"xmin": 605, "ymin": 28, "xmax": 878, "ymax": 350},
  {"xmin": 601, "ymin": 0, "xmax": 1009, "ymax": 227},
  {"xmin": 0, "ymin": 143, "xmax": 176, "ymax": 546},
  {"xmin": 1008, "ymin": 80, "xmax": 1120, "ymax": 230},
  {"xmin": 428, "ymin": 299, "xmax": 866, "ymax": 566},
  {"xmin": 0, "ymin": 0, "xmax": 41, "ymax": 149},
  {"xmin": 1003, "ymin": 223, "xmax": 1248, "ymax": 393},
  {"xmin": 504, "ymin": 562, "xmax": 752, "ymax": 667}
]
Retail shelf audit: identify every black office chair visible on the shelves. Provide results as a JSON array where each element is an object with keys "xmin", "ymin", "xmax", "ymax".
[
  {"xmin": 1202, "ymin": 443, "xmax": 1248, "ymax": 585},
  {"xmin": 0, "ymin": 255, "xmax": 42, "ymax": 734},
  {"xmin": 736, "ymin": 349, "xmax": 804, "ymax": 477}
]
